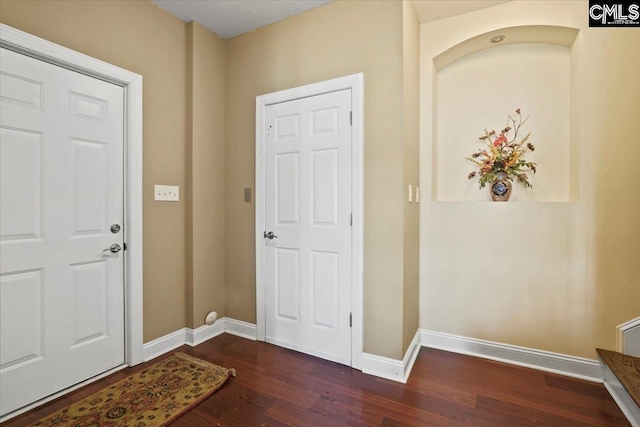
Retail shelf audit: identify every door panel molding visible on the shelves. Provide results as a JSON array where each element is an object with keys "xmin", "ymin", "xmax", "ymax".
[
  {"xmin": 0, "ymin": 23, "xmax": 143, "ymax": 373},
  {"xmin": 256, "ymin": 73, "xmax": 364, "ymax": 370}
]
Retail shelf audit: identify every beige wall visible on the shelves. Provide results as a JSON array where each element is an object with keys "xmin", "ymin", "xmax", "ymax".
[
  {"xmin": 402, "ymin": 1, "xmax": 420, "ymax": 354},
  {"xmin": 0, "ymin": 1, "xmax": 229, "ymax": 342},
  {"xmin": 420, "ymin": 0, "xmax": 640, "ymax": 359},
  {"xmin": 186, "ymin": 23, "xmax": 226, "ymax": 328},
  {"xmin": 225, "ymin": 0, "xmax": 408, "ymax": 359},
  {"xmin": 435, "ymin": 42, "xmax": 572, "ymax": 202},
  {"xmin": 0, "ymin": 0, "xmax": 189, "ymax": 343},
  {"xmin": 0, "ymin": 0, "xmax": 420, "ymax": 360},
  {"xmin": 4, "ymin": 0, "xmax": 627, "ymax": 364}
]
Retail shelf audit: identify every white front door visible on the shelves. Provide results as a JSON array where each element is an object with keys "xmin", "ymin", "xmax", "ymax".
[
  {"xmin": 264, "ymin": 89, "xmax": 352, "ymax": 365},
  {"xmin": 0, "ymin": 48, "xmax": 125, "ymax": 416}
]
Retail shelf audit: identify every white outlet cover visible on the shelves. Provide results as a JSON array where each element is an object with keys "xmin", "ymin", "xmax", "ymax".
[{"xmin": 155, "ymin": 185, "xmax": 180, "ymax": 202}]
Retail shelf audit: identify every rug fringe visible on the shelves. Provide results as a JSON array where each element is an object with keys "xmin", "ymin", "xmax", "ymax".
[{"xmin": 174, "ymin": 352, "xmax": 235, "ymax": 377}]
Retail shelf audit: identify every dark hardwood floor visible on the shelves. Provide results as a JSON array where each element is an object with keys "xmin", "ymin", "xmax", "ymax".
[{"xmin": 3, "ymin": 334, "xmax": 630, "ymax": 426}]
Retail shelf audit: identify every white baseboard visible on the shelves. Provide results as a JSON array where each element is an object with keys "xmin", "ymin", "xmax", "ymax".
[
  {"xmin": 403, "ymin": 331, "xmax": 422, "ymax": 380},
  {"xmin": 142, "ymin": 317, "xmax": 256, "ymax": 362},
  {"xmin": 419, "ymin": 330, "xmax": 604, "ymax": 382},
  {"xmin": 603, "ymin": 364, "xmax": 640, "ymax": 427},
  {"xmin": 225, "ymin": 318, "xmax": 258, "ymax": 340},
  {"xmin": 143, "ymin": 328, "xmax": 187, "ymax": 362},
  {"xmin": 186, "ymin": 319, "xmax": 226, "ymax": 347},
  {"xmin": 361, "ymin": 330, "xmax": 421, "ymax": 383}
]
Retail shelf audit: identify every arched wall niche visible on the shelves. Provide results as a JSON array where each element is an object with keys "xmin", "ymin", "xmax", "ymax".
[{"xmin": 432, "ymin": 25, "xmax": 580, "ymax": 202}]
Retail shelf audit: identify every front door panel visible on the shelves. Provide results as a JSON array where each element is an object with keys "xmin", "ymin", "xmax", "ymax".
[{"xmin": 0, "ymin": 48, "xmax": 125, "ymax": 416}]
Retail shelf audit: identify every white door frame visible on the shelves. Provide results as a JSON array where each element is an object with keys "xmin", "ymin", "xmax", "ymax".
[
  {"xmin": 255, "ymin": 73, "xmax": 364, "ymax": 370},
  {"xmin": 0, "ymin": 25, "xmax": 144, "ymax": 366}
]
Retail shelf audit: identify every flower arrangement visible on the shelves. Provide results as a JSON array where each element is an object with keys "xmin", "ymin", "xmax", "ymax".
[{"xmin": 467, "ymin": 108, "xmax": 537, "ymax": 189}]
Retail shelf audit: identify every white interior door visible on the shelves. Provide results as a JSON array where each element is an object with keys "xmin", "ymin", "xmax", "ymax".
[
  {"xmin": 264, "ymin": 89, "xmax": 352, "ymax": 365},
  {"xmin": 0, "ymin": 47, "xmax": 125, "ymax": 416}
]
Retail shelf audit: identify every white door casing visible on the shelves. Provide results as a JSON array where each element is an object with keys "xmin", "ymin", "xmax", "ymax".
[
  {"xmin": 0, "ymin": 47, "xmax": 125, "ymax": 416},
  {"xmin": 256, "ymin": 74, "xmax": 364, "ymax": 369}
]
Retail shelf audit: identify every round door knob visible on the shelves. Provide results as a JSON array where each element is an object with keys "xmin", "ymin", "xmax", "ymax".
[{"xmin": 103, "ymin": 243, "xmax": 122, "ymax": 253}]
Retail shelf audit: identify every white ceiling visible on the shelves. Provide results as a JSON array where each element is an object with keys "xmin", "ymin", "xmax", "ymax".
[
  {"xmin": 412, "ymin": 0, "xmax": 510, "ymax": 23},
  {"xmin": 151, "ymin": 0, "xmax": 511, "ymax": 40},
  {"xmin": 151, "ymin": 0, "xmax": 334, "ymax": 39}
]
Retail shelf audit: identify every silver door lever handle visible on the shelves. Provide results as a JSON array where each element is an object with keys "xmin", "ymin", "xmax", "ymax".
[
  {"xmin": 264, "ymin": 231, "xmax": 278, "ymax": 240},
  {"xmin": 103, "ymin": 244, "xmax": 122, "ymax": 253}
]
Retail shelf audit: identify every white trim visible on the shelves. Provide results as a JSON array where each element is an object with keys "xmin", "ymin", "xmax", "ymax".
[
  {"xmin": 142, "ymin": 328, "xmax": 187, "ymax": 362},
  {"xmin": 0, "ymin": 365, "xmax": 127, "ymax": 423},
  {"xmin": 617, "ymin": 317, "xmax": 640, "ymax": 353},
  {"xmin": 0, "ymin": 24, "xmax": 144, "ymax": 366},
  {"xmin": 361, "ymin": 353, "xmax": 405, "ymax": 383},
  {"xmin": 142, "ymin": 318, "xmax": 257, "ymax": 362},
  {"xmin": 361, "ymin": 330, "xmax": 421, "ymax": 383},
  {"xmin": 603, "ymin": 364, "xmax": 640, "ymax": 427},
  {"xmin": 419, "ymin": 330, "xmax": 604, "ymax": 382},
  {"xmin": 185, "ymin": 320, "xmax": 226, "ymax": 347},
  {"xmin": 225, "ymin": 318, "xmax": 258, "ymax": 340},
  {"xmin": 254, "ymin": 73, "xmax": 364, "ymax": 369},
  {"xmin": 403, "ymin": 331, "xmax": 422, "ymax": 381}
]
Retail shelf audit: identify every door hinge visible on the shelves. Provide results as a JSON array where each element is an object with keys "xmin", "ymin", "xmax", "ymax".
[
  {"xmin": 123, "ymin": 242, "xmax": 127, "ymax": 251},
  {"xmin": 349, "ymin": 313, "xmax": 352, "ymax": 328},
  {"xmin": 350, "ymin": 212, "xmax": 353, "ymax": 226},
  {"xmin": 349, "ymin": 111, "xmax": 352, "ymax": 125}
]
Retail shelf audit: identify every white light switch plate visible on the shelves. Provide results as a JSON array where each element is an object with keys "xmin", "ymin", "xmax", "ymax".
[{"xmin": 155, "ymin": 185, "xmax": 179, "ymax": 201}]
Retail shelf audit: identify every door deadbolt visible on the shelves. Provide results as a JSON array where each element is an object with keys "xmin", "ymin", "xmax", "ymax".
[{"xmin": 110, "ymin": 224, "xmax": 121, "ymax": 234}]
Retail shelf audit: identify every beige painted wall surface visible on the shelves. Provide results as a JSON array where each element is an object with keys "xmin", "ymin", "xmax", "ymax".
[
  {"xmin": 0, "ymin": 0, "xmax": 188, "ymax": 342},
  {"xmin": 420, "ymin": 0, "xmax": 640, "ymax": 359},
  {"xmin": 402, "ymin": 0, "xmax": 421, "ymax": 354},
  {"xmin": 225, "ymin": 0, "xmax": 407, "ymax": 359},
  {"xmin": 186, "ymin": 23, "xmax": 226, "ymax": 329},
  {"xmin": 435, "ymin": 43, "xmax": 572, "ymax": 202}
]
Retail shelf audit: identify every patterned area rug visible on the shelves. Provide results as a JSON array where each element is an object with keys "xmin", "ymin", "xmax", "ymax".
[{"xmin": 29, "ymin": 352, "xmax": 235, "ymax": 427}]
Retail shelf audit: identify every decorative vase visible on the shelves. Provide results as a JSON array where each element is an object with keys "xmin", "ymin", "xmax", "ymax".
[{"xmin": 490, "ymin": 171, "xmax": 512, "ymax": 201}]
